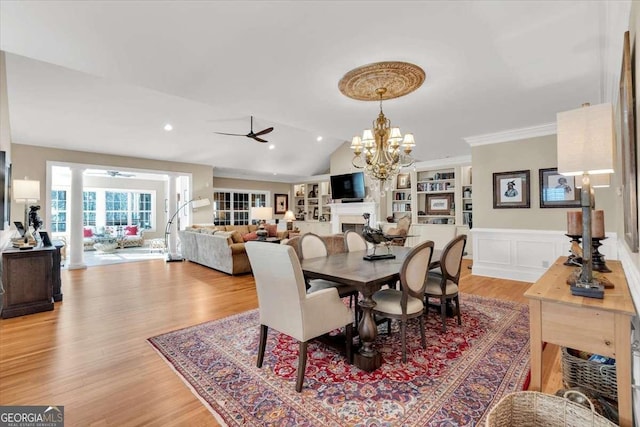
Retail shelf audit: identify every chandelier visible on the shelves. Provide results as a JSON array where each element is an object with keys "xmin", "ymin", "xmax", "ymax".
[{"xmin": 339, "ymin": 61, "xmax": 425, "ymax": 192}]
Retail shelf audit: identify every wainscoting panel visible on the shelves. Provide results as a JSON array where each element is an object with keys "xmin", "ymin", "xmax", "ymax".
[{"xmin": 472, "ymin": 228, "xmax": 618, "ymax": 283}]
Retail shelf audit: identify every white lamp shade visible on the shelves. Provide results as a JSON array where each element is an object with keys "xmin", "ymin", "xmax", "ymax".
[
  {"xmin": 283, "ymin": 210, "xmax": 296, "ymax": 221},
  {"xmin": 361, "ymin": 129, "xmax": 374, "ymax": 143},
  {"xmin": 251, "ymin": 207, "xmax": 273, "ymax": 221},
  {"xmin": 13, "ymin": 179, "xmax": 40, "ymax": 202},
  {"xmin": 557, "ymin": 102, "xmax": 615, "ymax": 176},
  {"xmin": 402, "ymin": 133, "xmax": 416, "ymax": 147},
  {"xmin": 191, "ymin": 198, "xmax": 211, "ymax": 208},
  {"xmin": 350, "ymin": 136, "xmax": 362, "ymax": 149}
]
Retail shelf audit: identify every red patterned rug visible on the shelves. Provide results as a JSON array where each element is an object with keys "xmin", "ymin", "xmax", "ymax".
[{"xmin": 149, "ymin": 293, "xmax": 530, "ymax": 426}]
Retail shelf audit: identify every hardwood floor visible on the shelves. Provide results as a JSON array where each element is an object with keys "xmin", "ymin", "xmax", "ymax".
[{"xmin": 0, "ymin": 259, "xmax": 561, "ymax": 426}]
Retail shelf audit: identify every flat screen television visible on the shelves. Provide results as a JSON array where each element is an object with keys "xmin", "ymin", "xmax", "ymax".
[{"xmin": 330, "ymin": 172, "xmax": 365, "ymax": 201}]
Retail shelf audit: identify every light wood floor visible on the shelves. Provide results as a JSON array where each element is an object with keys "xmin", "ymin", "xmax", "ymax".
[{"xmin": 0, "ymin": 259, "xmax": 562, "ymax": 426}]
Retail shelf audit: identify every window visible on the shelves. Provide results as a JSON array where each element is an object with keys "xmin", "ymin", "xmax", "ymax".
[
  {"xmin": 132, "ymin": 193, "xmax": 152, "ymax": 229},
  {"xmin": 213, "ymin": 190, "xmax": 268, "ymax": 225},
  {"xmin": 51, "ymin": 190, "xmax": 67, "ymax": 232},
  {"xmin": 52, "ymin": 188, "xmax": 155, "ymax": 232},
  {"xmin": 83, "ymin": 191, "xmax": 96, "ymax": 226},
  {"xmin": 105, "ymin": 191, "xmax": 129, "ymax": 226}
]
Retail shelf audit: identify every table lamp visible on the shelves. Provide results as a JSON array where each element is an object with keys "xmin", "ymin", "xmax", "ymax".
[
  {"xmin": 251, "ymin": 207, "xmax": 273, "ymax": 240},
  {"xmin": 557, "ymin": 102, "xmax": 614, "ymax": 298},
  {"xmin": 283, "ymin": 210, "xmax": 296, "ymax": 231},
  {"xmin": 13, "ymin": 179, "xmax": 40, "ymax": 244}
]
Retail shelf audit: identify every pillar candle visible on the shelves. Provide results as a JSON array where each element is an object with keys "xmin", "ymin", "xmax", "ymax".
[
  {"xmin": 567, "ymin": 211, "xmax": 582, "ymax": 235},
  {"xmin": 592, "ymin": 210, "xmax": 605, "ymax": 238}
]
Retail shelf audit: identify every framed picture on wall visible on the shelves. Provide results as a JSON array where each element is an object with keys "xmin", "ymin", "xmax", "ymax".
[
  {"xmin": 426, "ymin": 193, "xmax": 453, "ymax": 215},
  {"xmin": 493, "ymin": 170, "xmax": 530, "ymax": 209},
  {"xmin": 274, "ymin": 193, "xmax": 288, "ymax": 214},
  {"xmin": 620, "ymin": 31, "xmax": 639, "ymax": 252},
  {"xmin": 539, "ymin": 168, "xmax": 580, "ymax": 208},
  {"xmin": 397, "ymin": 173, "xmax": 411, "ymax": 189}
]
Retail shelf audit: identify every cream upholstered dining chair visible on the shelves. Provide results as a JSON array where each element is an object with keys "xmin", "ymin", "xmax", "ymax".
[
  {"xmin": 298, "ymin": 233, "xmax": 359, "ymax": 303},
  {"xmin": 344, "ymin": 230, "xmax": 368, "ymax": 252},
  {"xmin": 424, "ymin": 234, "xmax": 467, "ymax": 332},
  {"xmin": 371, "ymin": 240, "xmax": 434, "ymax": 363},
  {"xmin": 246, "ymin": 241, "xmax": 353, "ymax": 392}
]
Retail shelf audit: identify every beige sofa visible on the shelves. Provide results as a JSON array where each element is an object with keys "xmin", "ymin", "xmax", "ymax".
[{"xmin": 179, "ymin": 224, "xmax": 288, "ymax": 275}]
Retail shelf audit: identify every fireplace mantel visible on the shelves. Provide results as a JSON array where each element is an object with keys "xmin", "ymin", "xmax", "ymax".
[{"xmin": 329, "ymin": 202, "xmax": 377, "ymax": 234}]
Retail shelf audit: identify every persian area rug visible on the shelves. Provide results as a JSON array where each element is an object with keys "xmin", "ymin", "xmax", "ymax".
[{"xmin": 148, "ymin": 294, "xmax": 530, "ymax": 426}]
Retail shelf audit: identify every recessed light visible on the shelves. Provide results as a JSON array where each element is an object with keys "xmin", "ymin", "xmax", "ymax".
[
  {"xmin": 269, "ymin": 144, "xmax": 275, "ymax": 150},
  {"xmin": 164, "ymin": 123, "xmax": 173, "ymax": 131},
  {"xmin": 273, "ymin": 172, "xmax": 277, "ymax": 175},
  {"xmin": 317, "ymin": 136, "xmax": 323, "ymax": 142}
]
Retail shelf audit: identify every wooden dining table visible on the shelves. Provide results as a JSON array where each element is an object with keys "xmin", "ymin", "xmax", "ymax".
[{"xmin": 301, "ymin": 245, "xmax": 441, "ymax": 372}]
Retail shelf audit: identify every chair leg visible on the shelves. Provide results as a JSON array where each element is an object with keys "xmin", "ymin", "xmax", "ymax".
[
  {"xmin": 419, "ymin": 315, "xmax": 426, "ymax": 349},
  {"xmin": 400, "ymin": 320, "xmax": 407, "ymax": 363},
  {"xmin": 454, "ymin": 296, "xmax": 461, "ymax": 325},
  {"xmin": 295, "ymin": 341, "xmax": 308, "ymax": 392},
  {"xmin": 345, "ymin": 323, "xmax": 353, "ymax": 364},
  {"xmin": 256, "ymin": 324, "xmax": 268, "ymax": 368},
  {"xmin": 387, "ymin": 319, "xmax": 392, "ymax": 335},
  {"xmin": 440, "ymin": 298, "xmax": 447, "ymax": 332}
]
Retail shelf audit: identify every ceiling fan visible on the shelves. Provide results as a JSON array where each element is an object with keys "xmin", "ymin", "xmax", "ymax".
[
  {"xmin": 106, "ymin": 170, "xmax": 135, "ymax": 177},
  {"xmin": 86, "ymin": 170, "xmax": 135, "ymax": 178},
  {"xmin": 213, "ymin": 116, "xmax": 274, "ymax": 143}
]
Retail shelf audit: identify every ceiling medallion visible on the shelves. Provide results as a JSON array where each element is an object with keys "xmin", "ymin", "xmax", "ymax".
[
  {"xmin": 339, "ymin": 61, "xmax": 424, "ymax": 193},
  {"xmin": 338, "ymin": 61, "xmax": 426, "ymax": 101}
]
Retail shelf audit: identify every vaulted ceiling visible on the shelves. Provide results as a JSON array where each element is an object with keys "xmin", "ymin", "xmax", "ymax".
[{"xmin": 0, "ymin": 1, "xmax": 629, "ymax": 182}]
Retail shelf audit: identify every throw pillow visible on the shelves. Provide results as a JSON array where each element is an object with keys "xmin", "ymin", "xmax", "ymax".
[
  {"xmin": 243, "ymin": 232, "xmax": 258, "ymax": 242},
  {"xmin": 125, "ymin": 225, "xmax": 138, "ymax": 236},
  {"xmin": 265, "ymin": 224, "xmax": 277, "ymax": 237},
  {"xmin": 83, "ymin": 228, "xmax": 93, "ymax": 238},
  {"xmin": 230, "ymin": 230, "xmax": 244, "ymax": 244}
]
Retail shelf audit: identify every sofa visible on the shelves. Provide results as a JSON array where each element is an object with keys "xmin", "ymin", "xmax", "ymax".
[
  {"xmin": 179, "ymin": 224, "xmax": 289, "ymax": 275},
  {"xmin": 83, "ymin": 225, "xmax": 145, "ymax": 251}
]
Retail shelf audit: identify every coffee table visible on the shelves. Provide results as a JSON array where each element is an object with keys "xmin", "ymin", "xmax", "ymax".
[{"xmin": 93, "ymin": 236, "xmax": 118, "ymax": 253}]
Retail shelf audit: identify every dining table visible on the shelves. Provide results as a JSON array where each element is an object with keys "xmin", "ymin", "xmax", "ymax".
[{"xmin": 301, "ymin": 245, "xmax": 441, "ymax": 372}]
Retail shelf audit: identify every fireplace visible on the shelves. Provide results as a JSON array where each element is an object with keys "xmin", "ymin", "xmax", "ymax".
[
  {"xmin": 329, "ymin": 202, "xmax": 377, "ymax": 234},
  {"xmin": 342, "ymin": 223, "xmax": 364, "ymax": 233}
]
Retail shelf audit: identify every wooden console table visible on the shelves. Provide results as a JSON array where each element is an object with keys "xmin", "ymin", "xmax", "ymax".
[
  {"xmin": 1, "ymin": 246, "xmax": 57, "ymax": 318},
  {"xmin": 525, "ymin": 257, "xmax": 636, "ymax": 427}
]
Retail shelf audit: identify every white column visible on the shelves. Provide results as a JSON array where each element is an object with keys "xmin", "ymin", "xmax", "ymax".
[
  {"xmin": 167, "ymin": 174, "xmax": 179, "ymax": 258},
  {"xmin": 68, "ymin": 166, "xmax": 87, "ymax": 270}
]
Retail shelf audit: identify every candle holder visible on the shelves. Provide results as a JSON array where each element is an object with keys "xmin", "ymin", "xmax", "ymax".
[
  {"xmin": 564, "ymin": 234, "xmax": 583, "ymax": 266},
  {"xmin": 591, "ymin": 237, "xmax": 611, "ymax": 273},
  {"xmin": 564, "ymin": 234, "xmax": 611, "ymax": 273}
]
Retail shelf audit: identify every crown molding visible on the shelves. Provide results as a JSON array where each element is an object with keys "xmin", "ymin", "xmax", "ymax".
[{"xmin": 463, "ymin": 123, "xmax": 557, "ymax": 147}]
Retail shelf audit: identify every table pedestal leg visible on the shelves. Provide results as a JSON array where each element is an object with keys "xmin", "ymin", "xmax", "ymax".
[{"xmin": 353, "ymin": 294, "xmax": 381, "ymax": 371}]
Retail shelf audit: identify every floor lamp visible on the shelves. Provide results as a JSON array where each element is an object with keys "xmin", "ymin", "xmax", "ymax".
[
  {"xmin": 165, "ymin": 197, "xmax": 211, "ymax": 262},
  {"xmin": 557, "ymin": 102, "xmax": 614, "ymax": 299},
  {"xmin": 13, "ymin": 179, "xmax": 40, "ymax": 243}
]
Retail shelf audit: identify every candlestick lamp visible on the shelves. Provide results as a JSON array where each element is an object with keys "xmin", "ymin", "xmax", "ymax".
[{"xmin": 557, "ymin": 102, "xmax": 614, "ymax": 298}]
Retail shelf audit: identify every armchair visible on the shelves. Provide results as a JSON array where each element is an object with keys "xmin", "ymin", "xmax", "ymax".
[{"xmin": 246, "ymin": 242, "xmax": 353, "ymax": 392}]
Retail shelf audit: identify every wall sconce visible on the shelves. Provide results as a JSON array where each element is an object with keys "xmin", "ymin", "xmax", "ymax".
[{"xmin": 557, "ymin": 102, "xmax": 614, "ymax": 298}]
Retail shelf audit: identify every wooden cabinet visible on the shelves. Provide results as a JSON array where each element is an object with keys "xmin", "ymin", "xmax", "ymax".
[{"xmin": 1, "ymin": 246, "xmax": 56, "ymax": 318}]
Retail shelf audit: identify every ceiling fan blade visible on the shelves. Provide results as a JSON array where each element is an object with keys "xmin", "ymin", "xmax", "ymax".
[
  {"xmin": 214, "ymin": 131, "xmax": 246, "ymax": 137},
  {"xmin": 253, "ymin": 136, "xmax": 268, "ymax": 143},
  {"xmin": 254, "ymin": 127, "xmax": 274, "ymax": 137}
]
